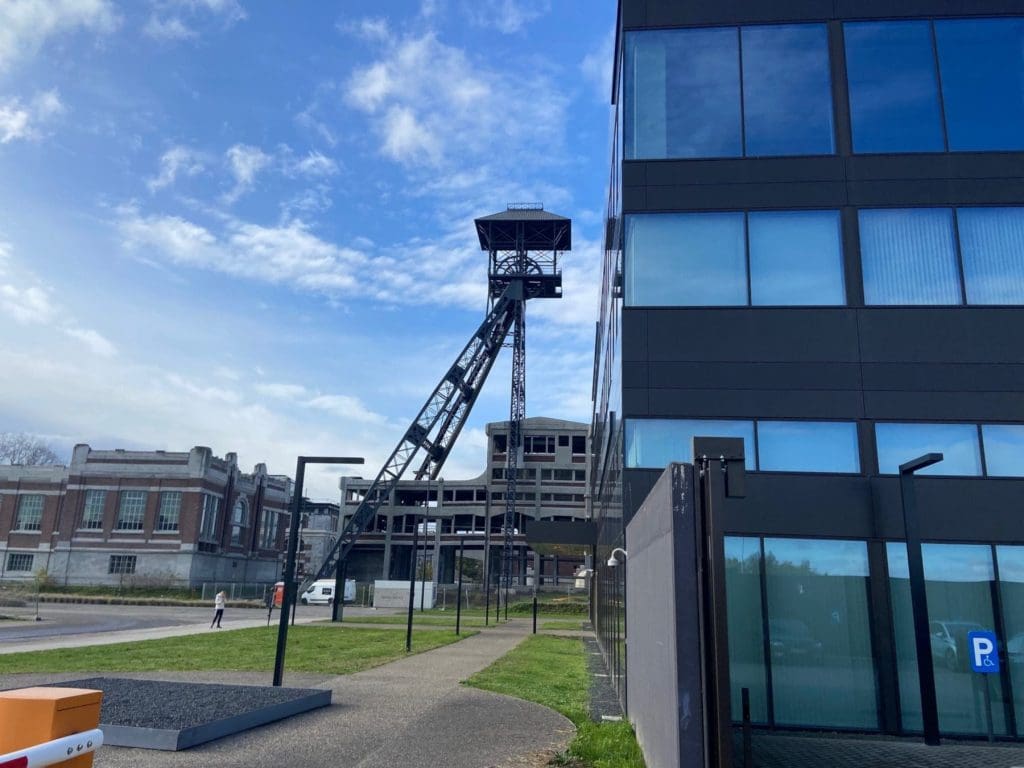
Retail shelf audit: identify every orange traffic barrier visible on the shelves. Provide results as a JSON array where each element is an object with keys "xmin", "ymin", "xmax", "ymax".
[{"xmin": 0, "ymin": 688, "xmax": 103, "ymax": 768}]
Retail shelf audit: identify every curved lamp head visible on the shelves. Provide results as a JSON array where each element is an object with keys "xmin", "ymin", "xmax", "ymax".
[{"xmin": 606, "ymin": 547, "xmax": 628, "ymax": 568}]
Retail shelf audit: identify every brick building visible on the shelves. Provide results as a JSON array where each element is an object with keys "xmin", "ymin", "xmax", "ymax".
[{"xmin": 0, "ymin": 444, "xmax": 291, "ymax": 588}]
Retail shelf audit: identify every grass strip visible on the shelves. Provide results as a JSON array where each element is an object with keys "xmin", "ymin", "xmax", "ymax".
[
  {"xmin": 465, "ymin": 636, "xmax": 645, "ymax": 768},
  {"xmin": 540, "ymin": 620, "xmax": 585, "ymax": 631},
  {"xmin": 0, "ymin": 625, "xmax": 470, "ymax": 676}
]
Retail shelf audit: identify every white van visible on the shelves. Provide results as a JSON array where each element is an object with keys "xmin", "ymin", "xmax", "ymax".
[{"xmin": 300, "ymin": 578, "xmax": 356, "ymax": 605}]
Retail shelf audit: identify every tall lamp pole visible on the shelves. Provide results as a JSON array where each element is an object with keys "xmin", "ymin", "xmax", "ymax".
[
  {"xmin": 900, "ymin": 452, "xmax": 943, "ymax": 746},
  {"xmin": 274, "ymin": 455, "xmax": 363, "ymax": 687}
]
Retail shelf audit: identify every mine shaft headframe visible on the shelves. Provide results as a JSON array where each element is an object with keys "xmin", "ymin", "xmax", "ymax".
[{"xmin": 476, "ymin": 203, "xmax": 569, "ymax": 301}]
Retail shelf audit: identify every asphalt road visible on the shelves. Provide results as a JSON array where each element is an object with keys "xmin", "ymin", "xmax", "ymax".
[{"xmin": 0, "ymin": 602, "xmax": 380, "ymax": 647}]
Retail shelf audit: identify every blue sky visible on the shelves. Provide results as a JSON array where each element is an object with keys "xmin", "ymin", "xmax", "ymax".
[{"xmin": 0, "ymin": 0, "xmax": 615, "ymax": 497}]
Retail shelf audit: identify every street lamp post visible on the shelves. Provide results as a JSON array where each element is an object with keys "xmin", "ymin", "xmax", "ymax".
[
  {"xmin": 899, "ymin": 452, "xmax": 943, "ymax": 746},
  {"xmin": 273, "ymin": 455, "xmax": 364, "ymax": 687},
  {"xmin": 405, "ymin": 504, "xmax": 420, "ymax": 652}
]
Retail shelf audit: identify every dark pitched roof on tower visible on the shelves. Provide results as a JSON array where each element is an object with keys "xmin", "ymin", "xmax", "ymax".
[{"xmin": 474, "ymin": 206, "xmax": 572, "ymax": 251}]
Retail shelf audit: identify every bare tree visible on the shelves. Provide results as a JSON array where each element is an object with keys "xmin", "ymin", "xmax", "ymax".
[{"xmin": 0, "ymin": 433, "xmax": 62, "ymax": 465}]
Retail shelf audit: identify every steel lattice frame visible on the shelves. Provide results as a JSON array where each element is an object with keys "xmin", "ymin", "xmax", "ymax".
[
  {"xmin": 310, "ymin": 206, "xmax": 567, "ymax": 589},
  {"xmin": 502, "ymin": 298, "xmax": 526, "ymax": 597},
  {"xmin": 311, "ymin": 285, "xmax": 521, "ymax": 582}
]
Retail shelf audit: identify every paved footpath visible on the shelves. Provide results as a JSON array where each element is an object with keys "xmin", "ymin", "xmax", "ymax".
[{"xmin": 2, "ymin": 620, "xmax": 574, "ymax": 768}]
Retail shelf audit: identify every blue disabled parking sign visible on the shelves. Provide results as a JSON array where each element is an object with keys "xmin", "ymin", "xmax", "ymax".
[{"xmin": 968, "ymin": 630, "xmax": 1000, "ymax": 674}]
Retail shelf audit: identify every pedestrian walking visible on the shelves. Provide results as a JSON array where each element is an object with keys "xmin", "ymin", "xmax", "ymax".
[{"xmin": 211, "ymin": 590, "xmax": 226, "ymax": 628}]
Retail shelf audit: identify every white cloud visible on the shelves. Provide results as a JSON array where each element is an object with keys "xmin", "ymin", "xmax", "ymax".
[
  {"xmin": 0, "ymin": 283, "xmax": 54, "ymax": 324},
  {"xmin": 307, "ymin": 394, "xmax": 386, "ymax": 425},
  {"xmin": 116, "ymin": 204, "xmax": 367, "ymax": 292},
  {"xmin": 464, "ymin": 0, "xmax": 550, "ymax": 33},
  {"xmin": 223, "ymin": 143, "xmax": 271, "ymax": 203},
  {"xmin": 344, "ymin": 32, "xmax": 566, "ymax": 170},
  {"xmin": 381, "ymin": 105, "xmax": 441, "ymax": 164},
  {"xmin": 288, "ymin": 150, "xmax": 338, "ymax": 178},
  {"xmin": 64, "ymin": 327, "xmax": 118, "ymax": 358},
  {"xmin": 0, "ymin": 0, "xmax": 118, "ymax": 71},
  {"xmin": 143, "ymin": 15, "xmax": 196, "ymax": 41},
  {"xmin": 255, "ymin": 382, "xmax": 308, "ymax": 399},
  {"xmin": 581, "ymin": 30, "xmax": 615, "ymax": 103},
  {"xmin": 144, "ymin": 0, "xmax": 246, "ymax": 41},
  {"xmin": 341, "ymin": 17, "xmax": 390, "ymax": 42},
  {"xmin": 0, "ymin": 90, "xmax": 66, "ymax": 144},
  {"xmin": 148, "ymin": 145, "xmax": 205, "ymax": 192}
]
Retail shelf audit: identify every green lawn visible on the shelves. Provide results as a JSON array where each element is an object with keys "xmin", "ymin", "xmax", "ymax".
[
  {"xmin": 465, "ymin": 636, "xmax": 645, "ymax": 768},
  {"xmin": 336, "ymin": 614, "xmax": 494, "ymax": 628},
  {"xmin": 540, "ymin": 620, "xmax": 586, "ymax": 631},
  {"xmin": 0, "ymin": 625, "xmax": 470, "ymax": 676}
]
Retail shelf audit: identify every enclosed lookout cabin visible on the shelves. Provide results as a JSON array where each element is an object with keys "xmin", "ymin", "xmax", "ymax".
[{"xmin": 476, "ymin": 204, "xmax": 569, "ymax": 300}]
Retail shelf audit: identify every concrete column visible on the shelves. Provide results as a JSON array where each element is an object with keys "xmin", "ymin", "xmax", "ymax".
[{"xmin": 381, "ymin": 515, "xmax": 393, "ymax": 579}]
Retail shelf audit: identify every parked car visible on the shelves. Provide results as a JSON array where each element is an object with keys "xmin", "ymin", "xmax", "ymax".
[
  {"xmin": 768, "ymin": 618, "xmax": 824, "ymax": 663},
  {"xmin": 930, "ymin": 620, "xmax": 986, "ymax": 670},
  {"xmin": 300, "ymin": 578, "xmax": 356, "ymax": 605}
]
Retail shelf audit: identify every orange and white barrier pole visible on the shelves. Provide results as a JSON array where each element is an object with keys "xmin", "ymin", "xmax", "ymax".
[{"xmin": 0, "ymin": 728, "xmax": 103, "ymax": 768}]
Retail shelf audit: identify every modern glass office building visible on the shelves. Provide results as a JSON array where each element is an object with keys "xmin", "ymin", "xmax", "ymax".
[{"xmin": 592, "ymin": 0, "xmax": 1024, "ymax": 740}]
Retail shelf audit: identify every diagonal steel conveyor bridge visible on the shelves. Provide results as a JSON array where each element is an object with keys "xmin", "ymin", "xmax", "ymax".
[{"xmin": 310, "ymin": 205, "xmax": 570, "ymax": 594}]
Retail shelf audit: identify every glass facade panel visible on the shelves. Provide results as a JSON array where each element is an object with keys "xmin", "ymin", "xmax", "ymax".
[
  {"xmin": 757, "ymin": 421, "xmax": 860, "ymax": 473},
  {"xmin": 983, "ymin": 425, "xmax": 1024, "ymax": 478},
  {"xmin": 741, "ymin": 24, "xmax": 834, "ymax": 157},
  {"xmin": 936, "ymin": 19, "xmax": 1024, "ymax": 152},
  {"xmin": 996, "ymin": 546, "xmax": 1024, "ymax": 736},
  {"xmin": 725, "ymin": 537, "xmax": 768, "ymax": 723},
  {"xmin": 748, "ymin": 210, "xmax": 844, "ymax": 305},
  {"xmin": 860, "ymin": 209, "xmax": 962, "ymax": 305},
  {"xmin": 625, "ymin": 213, "xmax": 746, "ymax": 306},
  {"xmin": 624, "ymin": 418, "xmax": 755, "ymax": 470},
  {"xmin": 624, "ymin": 28, "xmax": 741, "ymax": 160},
  {"xmin": 957, "ymin": 208, "xmax": 1024, "ymax": 305},
  {"xmin": 845, "ymin": 21, "xmax": 945, "ymax": 153},
  {"xmin": 875, "ymin": 423, "xmax": 981, "ymax": 476},
  {"xmin": 890, "ymin": 543, "xmax": 1009, "ymax": 735},
  {"xmin": 764, "ymin": 538, "xmax": 877, "ymax": 728},
  {"xmin": 886, "ymin": 543, "xmax": 924, "ymax": 731}
]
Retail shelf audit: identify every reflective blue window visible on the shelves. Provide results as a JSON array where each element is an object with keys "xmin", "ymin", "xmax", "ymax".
[
  {"xmin": 845, "ymin": 22, "xmax": 945, "ymax": 153},
  {"xmin": 860, "ymin": 209, "xmax": 962, "ymax": 305},
  {"xmin": 741, "ymin": 25, "xmax": 834, "ymax": 157},
  {"xmin": 875, "ymin": 423, "xmax": 981, "ymax": 475},
  {"xmin": 757, "ymin": 421, "xmax": 860, "ymax": 473},
  {"xmin": 749, "ymin": 211, "xmax": 844, "ymax": 305},
  {"xmin": 957, "ymin": 208, "xmax": 1024, "ymax": 305},
  {"xmin": 982, "ymin": 425, "xmax": 1024, "ymax": 477},
  {"xmin": 624, "ymin": 28, "xmax": 741, "ymax": 160},
  {"xmin": 625, "ymin": 213, "xmax": 746, "ymax": 306},
  {"xmin": 764, "ymin": 538, "xmax": 877, "ymax": 728},
  {"xmin": 936, "ymin": 19, "xmax": 1024, "ymax": 152},
  {"xmin": 625, "ymin": 419, "xmax": 755, "ymax": 470}
]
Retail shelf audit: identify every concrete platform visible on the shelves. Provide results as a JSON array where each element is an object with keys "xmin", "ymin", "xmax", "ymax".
[{"xmin": 49, "ymin": 678, "xmax": 330, "ymax": 751}]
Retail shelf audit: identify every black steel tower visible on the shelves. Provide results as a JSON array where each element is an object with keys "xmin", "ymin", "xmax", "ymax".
[{"xmin": 311, "ymin": 204, "xmax": 570, "ymax": 587}]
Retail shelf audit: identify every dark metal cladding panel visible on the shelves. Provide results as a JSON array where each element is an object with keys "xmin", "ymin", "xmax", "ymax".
[
  {"xmin": 648, "ymin": 387, "xmax": 865, "ymax": 420},
  {"xmin": 644, "ymin": 309, "xmax": 861, "ymax": 363},
  {"xmin": 871, "ymin": 477, "xmax": 1024, "ymax": 542},
  {"xmin": 626, "ymin": 0, "xmax": 1022, "ymax": 28},
  {"xmin": 622, "ymin": 309, "xmax": 648, "ymax": 362},
  {"xmin": 858, "ymin": 309, "xmax": 1024, "ymax": 364},
  {"xmin": 641, "ymin": 156, "xmax": 845, "ymax": 187},
  {"xmin": 864, "ymin": 391, "xmax": 1024, "ymax": 423},
  {"xmin": 861, "ymin": 363, "xmax": 1024, "ymax": 393},
  {"xmin": 649, "ymin": 361, "xmax": 862, "ymax": 391}
]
